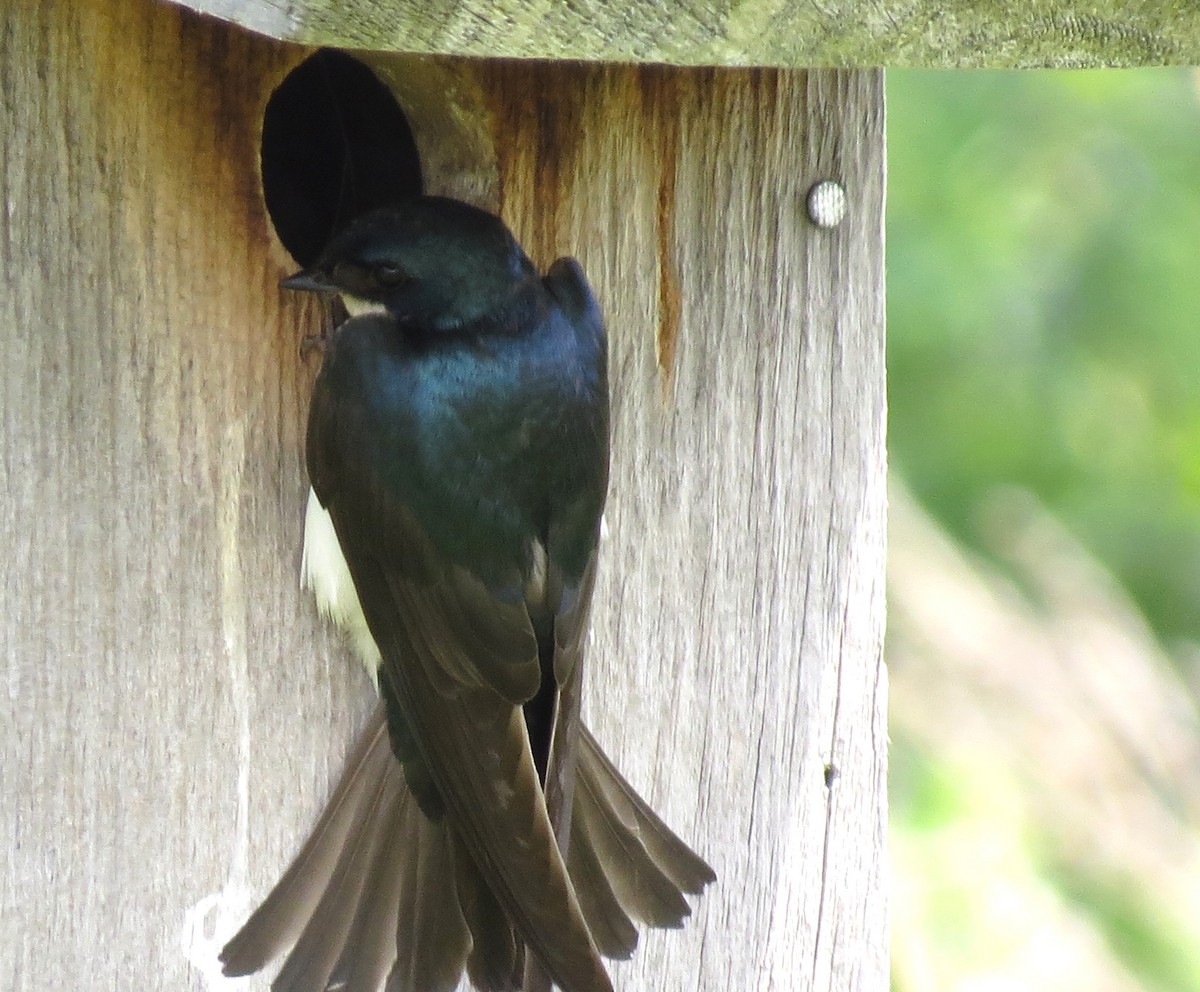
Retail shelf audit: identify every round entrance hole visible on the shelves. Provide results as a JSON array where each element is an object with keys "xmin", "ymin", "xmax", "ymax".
[{"xmin": 261, "ymin": 49, "xmax": 423, "ymax": 267}]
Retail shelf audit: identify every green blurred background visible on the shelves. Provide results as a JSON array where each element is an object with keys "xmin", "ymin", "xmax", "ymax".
[{"xmin": 887, "ymin": 69, "xmax": 1200, "ymax": 991}]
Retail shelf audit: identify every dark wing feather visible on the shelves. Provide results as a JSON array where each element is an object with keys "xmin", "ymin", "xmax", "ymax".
[
  {"xmin": 539, "ymin": 258, "xmax": 608, "ymax": 851},
  {"xmin": 220, "ymin": 709, "xmax": 475, "ymax": 992},
  {"xmin": 307, "ymin": 312, "xmax": 610, "ymax": 992},
  {"xmin": 327, "ymin": 514, "xmax": 610, "ymax": 992},
  {"xmin": 219, "ymin": 716, "xmax": 395, "ymax": 980},
  {"xmin": 519, "ymin": 258, "xmax": 609, "ymax": 992},
  {"xmin": 578, "ymin": 726, "xmax": 717, "ymax": 899},
  {"xmin": 270, "ymin": 754, "xmax": 400, "ymax": 992}
]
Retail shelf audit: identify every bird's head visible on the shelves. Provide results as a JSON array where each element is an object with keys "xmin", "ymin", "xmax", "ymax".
[{"xmin": 282, "ymin": 197, "xmax": 534, "ymax": 331}]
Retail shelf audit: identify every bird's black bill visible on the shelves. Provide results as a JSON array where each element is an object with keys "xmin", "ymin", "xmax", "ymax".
[{"xmin": 281, "ymin": 270, "xmax": 335, "ymax": 294}]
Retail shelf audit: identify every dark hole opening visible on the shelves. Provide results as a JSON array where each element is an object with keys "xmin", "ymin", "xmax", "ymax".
[{"xmin": 261, "ymin": 49, "xmax": 423, "ymax": 267}]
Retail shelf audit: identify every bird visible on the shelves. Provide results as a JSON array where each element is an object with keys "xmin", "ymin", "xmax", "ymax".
[{"xmin": 219, "ymin": 197, "xmax": 714, "ymax": 992}]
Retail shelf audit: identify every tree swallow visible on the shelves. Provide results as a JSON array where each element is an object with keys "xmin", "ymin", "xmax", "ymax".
[{"xmin": 219, "ymin": 198, "xmax": 713, "ymax": 992}]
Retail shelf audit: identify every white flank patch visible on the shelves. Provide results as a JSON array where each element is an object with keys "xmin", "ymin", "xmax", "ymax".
[{"xmin": 302, "ymin": 487, "xmax": 383, "ymax": 684}]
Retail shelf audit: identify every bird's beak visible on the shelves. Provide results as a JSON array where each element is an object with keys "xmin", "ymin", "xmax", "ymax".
[{"xmin": 280, "ymin": 269, "xmax": 336, "ymax": 294}]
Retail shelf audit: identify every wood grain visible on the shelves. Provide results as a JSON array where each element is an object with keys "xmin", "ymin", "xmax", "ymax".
[
  {"xmin": 170, "ymin": 0, "xmax": 1196, "ymax": 67},
  {"xmin": 460, "ymin": 63, "xmax": 889, "ymax": 991},
  {"xmin": 1, "ymin": 1, "xmax": 886, "ymax": 989}
]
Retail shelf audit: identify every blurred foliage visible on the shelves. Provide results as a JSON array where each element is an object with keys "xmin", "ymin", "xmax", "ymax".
[
  {"xmin": 887, "ymin": 68, "xmax": 1200, "ymax": 650},
  {"xmin": 891, "ymin": 750, "xmax": 1108, "ymax": 992},
  {"xmin": 888, "ymin": 70, "xmax": 1200, "ymax": 992},
  {"xmin": 893, "ymin": 737, "xmax": 1200, "ymax": 992}
]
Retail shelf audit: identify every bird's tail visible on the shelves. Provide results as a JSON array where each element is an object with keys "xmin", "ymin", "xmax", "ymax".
[{"xmin": 219, "ymin": 706, "xmax": 713, "ymax": 992}]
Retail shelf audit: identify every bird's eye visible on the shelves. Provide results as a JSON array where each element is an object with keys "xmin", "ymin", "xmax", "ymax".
[{"xmin": 374, "ymin": 263, "xmax": 408, "ymax": 287}]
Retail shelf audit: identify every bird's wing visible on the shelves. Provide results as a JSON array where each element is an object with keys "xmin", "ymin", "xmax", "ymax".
[
  {"xmin": 540, "ymin": 254, "xmax": 609, "ymax": 849},
  {"xmin": 514, "ymin": 257, "xmax": 610, "ymax": 992},
  {"xmin": 519, "ymin": 548, "xmax": 595, "ymax": 992},
  {"xmin": 307, "ymin": 344, "xmax": 611, "ymax": 992},
  {"xmin": 540, "ymin": 549, "xmax": 596, "ymax": 849}
]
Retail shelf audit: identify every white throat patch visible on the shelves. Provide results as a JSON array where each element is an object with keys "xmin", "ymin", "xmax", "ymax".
[{"xmin": 341, "ymin": 293, "xmax": 390, "ymax": 318}]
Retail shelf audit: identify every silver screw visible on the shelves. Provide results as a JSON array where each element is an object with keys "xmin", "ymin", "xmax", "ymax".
[{"xmin": 807, "ymin": 180, "xmax": 846, "ymax": 228}]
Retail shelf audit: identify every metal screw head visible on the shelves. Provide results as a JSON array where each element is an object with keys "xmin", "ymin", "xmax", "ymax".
[{"xmin": 807, "ymin": 179, "xmax": 846, "ymax": 228}]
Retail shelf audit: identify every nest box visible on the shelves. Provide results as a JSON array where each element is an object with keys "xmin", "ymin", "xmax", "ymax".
[{"xmin": 2, "ymin": 1, "xmax": 886, "ymax": 989}]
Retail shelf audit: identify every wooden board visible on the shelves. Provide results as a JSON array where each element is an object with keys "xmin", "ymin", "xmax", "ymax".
[
  {"xmin": 0, "ymin": 1, "xmax": 886, "ymax": 988},
  {"xmin": 171, "ymin": 0, "xmax": 1196, "ymax": 68}
]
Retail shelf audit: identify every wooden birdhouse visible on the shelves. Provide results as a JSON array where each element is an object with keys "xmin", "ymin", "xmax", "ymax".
[{"xmin": 3, "ymin": 1, "xmax": 895, "ymax": 988}]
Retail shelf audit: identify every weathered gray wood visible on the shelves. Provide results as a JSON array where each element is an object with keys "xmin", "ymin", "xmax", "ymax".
[
  {"xmin": 0, "ymin": 8, "xmax": 352, "ymax": 992},
  {"xmin": 174, "ymin": 0, "xmax": 1197, "ymax": 67},
  {"xmin": 1, "ymin": 1, "xmax": 886, "ymax": 989}
]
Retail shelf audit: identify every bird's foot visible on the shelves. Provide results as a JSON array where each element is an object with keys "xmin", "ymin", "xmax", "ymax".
[{"xmin": 300, "ymin": 329, "xmax": 330, "ymax": 358}]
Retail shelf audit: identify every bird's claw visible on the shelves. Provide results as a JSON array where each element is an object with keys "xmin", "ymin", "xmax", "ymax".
[{"xmin": 301, "ymin": 329, "xmax": 330, "ymax": 358}]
